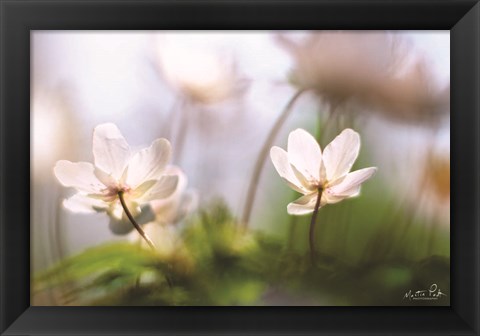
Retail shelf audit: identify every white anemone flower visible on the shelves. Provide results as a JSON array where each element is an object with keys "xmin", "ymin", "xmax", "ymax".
[
  {"xmin": 54, "ymin": 123, "xmax": 179, "ymax": 221},
  {"xmin": 270, "ymin": 128, "xmax": 377, "ymax": 215}
]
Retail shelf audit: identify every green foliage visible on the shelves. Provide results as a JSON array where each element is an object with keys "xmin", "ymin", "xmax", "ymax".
[{"xmin": 33, "ymin": 199, "xmax": 450, "ymax": 306}]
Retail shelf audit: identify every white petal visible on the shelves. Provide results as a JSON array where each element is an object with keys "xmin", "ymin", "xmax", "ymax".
[
  {"xmin": 149, "ymin": 166, "xmax": 188, "ymax": 217},
  {"xmin": 287, "ymin": 193, "xmax": 324, "ymax": 215},
  {"xmin": 94, "ymin": 167, "xmax": 117, "ymax": 188},
  {"xmin": 322, "ymin": 128, "xmax": 360, "ymax": 182},
  {"xmin": 327, "ymin": 167, "xmax": 377, "ymax": 197},
  {"xmin": 287, "ymin": 129, "xmax": 322, "ymax": 182},
  {"xmin": 135, "ymin": 175, "xmax": 179, "ymax": 203},
  {"xmin": 54, "ymin": 160, "xmax": 106, "ymax": 193},
  {"xmin": 131, "ymin": 180, "xmax": 157, "ymax": 199},
  {"xmin": 93, "ymin": 123, "xmax": 131, "ymax": 180},
  {"xmin": 63, "ymin": 193, "xmax": 108, "ymax": 213},
  {"xmin": 151, "ymin": 190, "xmax": 196, "ymax": 225},
  {"xmin": 125, "ymin": 138, "xmax": 171, "ymax": 188},
  {"xmin": 270, "ymin": 146, "xmax": 309, "ymax": 194},
  {"xmin": 290, "ymin": 164, "xmax": 317, "ymax": 193}
]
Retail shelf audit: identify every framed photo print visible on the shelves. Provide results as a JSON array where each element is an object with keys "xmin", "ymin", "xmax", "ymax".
[{"xmin": 1, "ymin": 0, "xmax": 479, "ymax": 335}]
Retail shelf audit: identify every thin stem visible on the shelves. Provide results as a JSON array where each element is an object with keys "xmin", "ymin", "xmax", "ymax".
[
  {"xmin": 241, "ymin": 89, "xmax": 306, "ymax": 229},
  {"xmin": 309, "ymin": 188, "xmax": 323, "ymax": 265},
  {"xmin": 118, "ymin": 191, "xmax": 156, "ymax": 250}
]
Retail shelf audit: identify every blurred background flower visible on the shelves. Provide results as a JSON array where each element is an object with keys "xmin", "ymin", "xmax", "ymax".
[
  {"xmin": 154, "ymin": 35, "xmax": 248, "ymax": 106},
  {"xmin": 276, "ymin": 31, "xmax": 449, "ymax": 125},
  {"xmin": 276, "ymin": 31, "xmax": 400, "ymax": 105}
]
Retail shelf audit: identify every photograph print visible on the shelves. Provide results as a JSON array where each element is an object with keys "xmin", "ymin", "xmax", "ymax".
[{"xmin": 31, "ymin": 30, "xmax": 450, "ymax": 306}]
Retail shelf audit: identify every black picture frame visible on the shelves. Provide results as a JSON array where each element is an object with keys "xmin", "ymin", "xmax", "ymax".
[{"xmin": 1, "ymin": 0, "xmax": 479, "ymax": 335}]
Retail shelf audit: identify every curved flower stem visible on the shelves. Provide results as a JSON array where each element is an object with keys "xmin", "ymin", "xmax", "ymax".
[
  {"xmin": 241, "ymin": 89, "xmax": 307, "ymax": 229},
  {"xmin": 309, "ymin": 188, "xmax": 323, "ymax": 265},
  {"xmin": 118, "ymin": 191, "xmax": 156, "ymax": 250}
]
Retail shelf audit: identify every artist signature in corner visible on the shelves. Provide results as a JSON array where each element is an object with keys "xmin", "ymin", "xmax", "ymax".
[{"xmin": 403, "ymin": 284, "xmax": 447, "ymax": 301}]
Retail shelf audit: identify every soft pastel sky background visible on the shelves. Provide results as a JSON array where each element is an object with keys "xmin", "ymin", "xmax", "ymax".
[{"xmin": 31, "ymin": 31, "xmax": 449, "ymax": 272}]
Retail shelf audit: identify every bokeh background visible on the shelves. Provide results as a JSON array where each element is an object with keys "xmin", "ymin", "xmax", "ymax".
[{"xmin": 31, "ymin": 31, "xmax": 450, "ymax": 306}]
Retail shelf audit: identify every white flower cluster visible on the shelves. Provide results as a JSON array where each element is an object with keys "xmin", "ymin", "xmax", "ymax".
[{"xmin": 54, "ymin": 123, "xmax": 196, "ymax": 252}]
